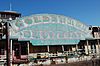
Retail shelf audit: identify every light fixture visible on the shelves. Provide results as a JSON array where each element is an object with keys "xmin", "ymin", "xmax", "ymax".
[{"xmin": 9, "ymin": 17, "xmax": 12, "ymax": 21}]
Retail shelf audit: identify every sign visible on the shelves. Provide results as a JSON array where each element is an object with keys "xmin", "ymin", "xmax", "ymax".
[
  {"xmin": 10, "ymin": 14, "xmax": 93, "ymax": 45},
  {"xmin": 10, "ymin": 14, "xmax": 89, "ymax": 33}
]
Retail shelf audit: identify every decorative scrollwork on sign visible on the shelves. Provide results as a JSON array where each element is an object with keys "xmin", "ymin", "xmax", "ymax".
[
  {"xmin": 42, "ymin": 16, "xmax": 50, "ymax": 22},
  {"xmin": 11, "ymin": 14, "xmax": 90, "ymax": 33},
  {"xmin": 23, "ymin": 30, "xmax": 31, "ymax": 38},
  {"xmin": 24, "ymin": 18, "xmax": 33, "ymax": 24},
  {"xmin": 15, "ymin": 19, "xmax": 24, "ymax": 28},
  {"xmin": 33, "ymin": 16, "xmax": 42, "ymax": 23}
]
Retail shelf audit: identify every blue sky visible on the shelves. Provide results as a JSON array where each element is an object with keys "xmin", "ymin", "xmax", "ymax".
[{"xmin": 0, "ymin": 0, "xmax": 100, "ymax": 26}]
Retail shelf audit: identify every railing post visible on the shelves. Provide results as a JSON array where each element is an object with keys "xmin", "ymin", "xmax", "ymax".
[
  {"xmin": 86, "ymin": 40, "xmax": 89, "ymax": 55},
  {"xmin": 10, "ymin": 39, "xmax": 12, "ymax": 66}
]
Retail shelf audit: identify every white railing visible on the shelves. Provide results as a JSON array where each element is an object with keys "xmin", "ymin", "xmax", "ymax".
[{"xmin": 0, "ymin": 55, "xmax": 6, "ymax": 61}]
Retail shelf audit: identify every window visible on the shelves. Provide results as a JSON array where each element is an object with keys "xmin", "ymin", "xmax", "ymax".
[
  {"xmin": 1, "ymin": 14, "xmax": 5, "ymax": 18},
  {"xmin": 21, "ymin": 44, "xmax": 28, "ymax": 55},
  {"xmin": 14, "ymin": 45, "xmax": 20, "ymax": 56},
  {"xmin": 0, "ymin": 14, "xmax": 1, "ymax": 18},
  {"xmin": 0, "ymin": 49, "xmax": 4, "ymax": 55},
  {"xmin": 6, "ymin": 15, "xmax": 10, "ymax": 19}
]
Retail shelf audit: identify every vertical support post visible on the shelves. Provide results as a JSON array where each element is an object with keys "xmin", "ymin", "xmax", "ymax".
[
  {"xmin": 86, "ymin": 40, "xmax": 89, "ymax": 55},
  {"xmin": 62, "ymin": 45, "xmax": 65, "ymax": 58},
  {"xmin": 76, "ymin": 44, "xmax": 78, "ymax": 51},
  {"xmin": 97, "ymin": 39, "xmax": 100, "ymax": 56},
  {"xmin": 27, "ymin": 42, "xmax": 30, "ymax": 60},
  {"xmin": 76, "ymin": 44, "xmax": 78, "ymax": 56},
  {"xmin": 62, "ymin": 45, "xmax": 64, "ymax": 52},
  {"xmin": 47, "ymin": 45, "xmax": 50, "ymax": 60},
  {"xmin": 6, "ymin": 22, "xmax": 10, "ymax": 66},
  {"xmin": 47, "ymin": 45, "xmax": 50, "ymax": 52},
  {"xmin": 10, "ymin": 40, "xmax": 12, "ymax": 66},
  {"xmin": 19, "ymin": 43, "xmax": 21, "ymax": 59}
]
